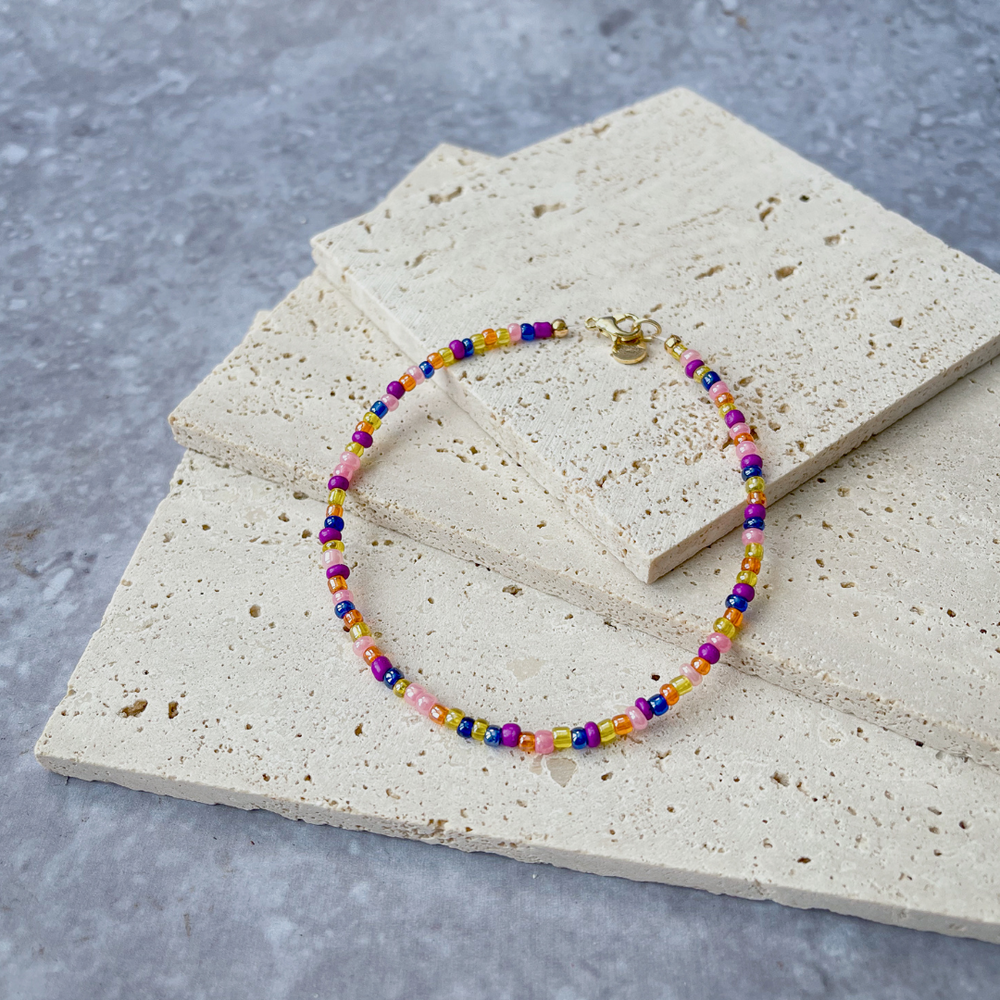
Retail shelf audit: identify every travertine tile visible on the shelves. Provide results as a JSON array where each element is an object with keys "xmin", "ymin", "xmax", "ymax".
[{"xmin": 36, "ymin": 452, "xmax": 1000, "ymax": 944}]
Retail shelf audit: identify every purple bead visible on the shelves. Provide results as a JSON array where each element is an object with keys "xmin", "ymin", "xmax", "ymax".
[
  {"xmin": 684, "ymin": 358, "xmax": 703, "ymax": 378},
  {"xmin": 449, "ymin": 339, "xmax": 466, "ymax": 360},
  {"xmin": 328, "ymin": 475, "xmax": 349, "ymax": 491},
  {"xmin": 352, "ymin": 430, "xmax": 373, "ymax": 448},
  {"xmin": 370, "ymin": 656, "xmax": 391, "ymax": 681},
  {"xmin": 635, "ymin": 697, "xmax": 654, "ymax": 721},
  {"xmin": 500, "ymin": 723, "xmax": 521, "ymax": 747},
  {"xmin": 724, "ymin": 409, "xmax": 745, "ymax": 427},
  {"xmin": 733, "ymin": 583, "xmax": 755, "ymax": 602},
  {"xmin": 386, "ymin": 381, "xmax": 405, "ymax": 399},
  {"xmin": 318, "ymin": 527, "xmax": 338, "ymax": 544},
  {"xmin": 534, "ymin": 321, "xmax": 553, "ymax": 339},
  {"xmin": 698, "ymin": 643, "xmax": 721, "ymax": 665},
  {"xmin": 328, "ymin": 563, "xmax": 350, "ymax": 580},
  {"xmin": 584, "ymin": 721, "xmax": 601, "ymax": 748},
  {"xmin": 744, "ymin": 503, "xmax": 766, "ymax": 521},
  {"xmin": 740, "ymin": 454, "xmax": 762, "ymax": 470}
]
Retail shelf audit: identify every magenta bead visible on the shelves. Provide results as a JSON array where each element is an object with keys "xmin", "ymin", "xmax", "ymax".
[
  {"xmin": 740, "ymin": 453, "xmax": 762, "ymax": 470},
  {"xmin": 380, "ymin": 393, "xmax": 398, "ymax": 412},
  {"xmin": 584, "ymin": 721, "xmax": 601, "ymax": 748},
  {"xmin": 724, "ymin": 409, "xmax": 745, "ymax": 427},
  {"xmin": 744, "ymin": 503, "xmax": 766, "ymax": 521},
  {"xmin": 707, "ymin": 632, "xmax": 732, "ymax": 652},
  {"xmin": 386, "ymin": 381, "xmax": 405, "ymax": 399},
  {"xmin": 500, "ymin": 723, "xmax": 521, "ymax": 747},
  {"xmin": 535, "ymin": 730, "xmax": 555, "ymax": 754},
  {"xmin": 684, "ymin": 358, "xmax": 704, "ymax": 378},
  {"xmin": 448, "ymin": 339, "xmax": 466, "ymax": 360},
  {"xmin": 698, "ymin": 643, "xmax": 721, "ymax": 664},
  {"xmin": 318, "ymin": 527, "xmax": 338, "ymax": 544},
  {"xmin": 352, "ymin": 431, "xmax": 373, "ymax": 448},
  {"xmin": 635, "ymin": 697, "xmax": 654, "ymax": 720},
  {"xmin": 328, "ymin": 475, "xmax": 349, "ymax": 491},
  {"xmin": 742, "ymin": 528, "xmax": 764, "ymax": 545},
  {"xmin": 370, "ymin": 655, "xmax": 391, "ymax": 681},
  {"xmin": 353, "ymin": 636, "xmax": 375, "ymax": 656},
  {"xmin": 708, "ymin": 381, "xmax": 730, "ymax": 400},
  {"xmin": 733, "ymin": 582, "xmax": 755, "ymax": 602},
  {"xmin": 321, "ymin": 529, "xmax": 342, "ymax": 544},
  {"xmin": 327, "ymin": 563, "xmax": 349, "ymax": 579},
  {"xmin": 534, "ymin": 321, "xmax": 553, "ymax": 338}
]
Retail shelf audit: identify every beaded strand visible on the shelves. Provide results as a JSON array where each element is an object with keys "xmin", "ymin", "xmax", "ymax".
[{"xmin": 317, "ymin": 321, "xmax": 766, "ymax": 755}]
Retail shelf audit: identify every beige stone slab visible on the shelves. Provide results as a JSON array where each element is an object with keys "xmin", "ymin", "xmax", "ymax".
[
  {"xmin": 35, "ymin": 451, "xmax": 1000, "ymax": 944},
  {"xmin": 312, "ymin": 87, "xmax": 1000, "ymax": 585},
  {"xmin": 169, "ymin": 262, "xmax": 1000, "ymax": 772}
]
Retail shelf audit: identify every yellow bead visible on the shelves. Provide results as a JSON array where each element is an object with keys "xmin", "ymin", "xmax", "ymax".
[
  {"xmin": 745, "ymin": 542, "xmax": 764, "ymax": 560},
  {"xmin": 693, "ymin": 364, "xmax": 710, "ymax": 380},
  {"xmin": 552, "ymin": 319, "xmax": 568, "ymax": 337},
  {"xmin": 672, "ymin": 675, "xmax": 694, "ymax": 696},
  {"xmin": 444, "ymin": 708, "xmax": 464, "ymax": 729},
  {"xmin": 718, "ymin": 401, "xmax": 736, "ymax": 416},
  {"xmin": 598, "ymin": 719, "xmax": 616, "ymax": 744},
  {"xmin": 347, "ymin": 441, "xmax": 364, "ymax": 457},
  {"xmin": 328, "ymin": 540, "xmax": 345, "ymax": 552},
  {"xmin": 440, "ymin": 347, "xmax": 456, "ymax": 366},
  {"xmin": 713, "ymin": 617, "xmax": 737, "ymax": 639},
  {"xmin": 669, "ymin": 342, "xmax": 687, "ymax": 359},
  {"xmin": 471, "ymin": 333, "xmax": 486, "ymax": 355},
  {"xmin": 363, "ymin": 412, "xmax": 381, "ymax": 430},
  {"xmin": 392, "ymin": 678, "xmax": 409, "ymax": 698},
  {"xmin": 497, "ymin": 327, "xmax": 510, "ymax": 347},
  {"xmin": 744, "ymin": 476, "xmax": 765, "ymax": 493},
  {"xmin": 328, "ymin": 488, "xmax": 346, "ymax": 506},
  {"xmin": 736, "ymin": 569, "xmax": 758, "ymax": 587},
  {"xmin": 321, "ymin": 541, "xmax": 339, "ymax": 552},
  {"xmin": 553, "ymin": 726, "xmax": 573, "ymax": 750},
  {"xmin": 349, "ymin": 622, "xmax": 371, "ymax": 640},
  {"xmin": 471, "ymin": 719, "xmax": 488, "ymax": 741}
]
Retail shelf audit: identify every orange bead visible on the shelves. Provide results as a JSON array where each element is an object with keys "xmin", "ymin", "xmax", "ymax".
[
  {"xmin": 483, "ymin": 328, "xmax": 498, "ymax": 347},
  {"xmin": 354, "ymin": 422, "xmax": 371, "ymax": 435},
  {"xmin": 327, "ymin": 576, "xmax": 347, "ymax": 595},
  {"xmin": 363, "ymin": 645, "xmax": 382, "ymax": 665},
  {"xmin": 661, "ymin": 683, "xmax": 679, "ymax": 706},
  {"xmin": 741, "ymin": 557, "xmax": 762, "ymax": 573},
  {"xmin": 325, "ymin": 504, "xmax": 343, "ymax": 518},
  {"xmin": 428, "ymin": 353, "xmax": 445, "ymax": 369},
  {"xmin": 724, "ymin": 607, "xmax": 744, "ymax": 627},
  {"xmin": 714, "ymin": 392, "xmax": 735, "ymax": 408},
  {"xmin": 517, "ymin": 731, "xmax": 536, "ymax": 753},
  {"xmin": 399, "ymin": 373, "xmax": 417, "ymax": 392},
  {"xmin": 691, "ymin": 656, "xmax": 712, "ymax": 675},
  {"xmin": 746, "ymin": 492, "xmax": 766, "ymax": 507},
  {"xmin": 429, "ymin": 703, "xmax": 448, "ymax": 725},
  {"xmin": 342, "ymin": 609, "xmax": 363, "ymax": 628},
  {"xmin": 734, "ymin": 432, "xmax": 754, "ymax": 444},
  {"xmin": 613, "ymin": 714, "xmax": 633, "ymax": 736}
]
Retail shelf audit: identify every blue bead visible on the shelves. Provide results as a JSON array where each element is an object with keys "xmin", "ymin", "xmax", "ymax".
[
  {"xmin": 462, "ymin": 338, "xmax": 475, "ymax": 357},
  {"xmin": 743, "ymin": 517, "xmax": 765, "ymax": 531},
  {"xmin": 649, "ymin": 693, "xmax": 669, "ymax": 716},
  {"xmin": 325, "ymin": 515, "xmax": 344, "ymax": 531},
  {"xmin": 570, "ymin": 727, "xmax": 588, "ymax": 749},
  {"xmin": 334, "ymin": 600, "xmax": 355, "ymax": 619},
  {"xmin": 725, "ymin": 594, "xmax": 749, "ymax": 613},
  {"xmin": 701, "ymin": 370, "xmax": 720, "ymax": 390},
  {"xmin": 457, "ymin": 716, "xmax": 475, "ymax": 739},
  {"xmin": 484, "ymin": 725, "xmax": 503, "ymax": 746},
  {"xmin": 520, "ymin": 323, "xmax": 536, "ymax": 341},
  {"xmin": 382, "ymin": 668, "xmax": 401, "ymax": 688},
  {"xmin": 741, "ymin": 465, "xmax": 763, "ymax": 481},
  {"xmin": 370, "ymin": 400, "xmax": 388, "ymax": 418},
  {"xmin": 418, "ymin": 360, "xmax": 435, "ymax": 379}
]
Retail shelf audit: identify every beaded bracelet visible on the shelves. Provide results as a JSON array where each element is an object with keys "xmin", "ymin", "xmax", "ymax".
[{"xmin": 317, "ymin": 316, "xmax": 765, "ymax": 755}]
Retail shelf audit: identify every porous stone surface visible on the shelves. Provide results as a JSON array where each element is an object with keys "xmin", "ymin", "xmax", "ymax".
[
  {"xmin": 312, "ymin": 87, "xmax": 1000, "ymax": 585},
  {"xmin": 35, "ymin": 451, "xmax": 1000, "ymax": 944},
  {"xmin": 173, "ymin": 168, "xmax": 1000, "ymax": 772}
]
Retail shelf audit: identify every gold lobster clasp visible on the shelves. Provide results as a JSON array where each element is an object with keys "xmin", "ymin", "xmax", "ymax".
[{"xmin": 585, "ymin": 313, "xmax": 663, "ymax": 365}]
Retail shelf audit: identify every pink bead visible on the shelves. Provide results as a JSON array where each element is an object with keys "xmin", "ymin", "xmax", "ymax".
[
  {"xmin": 332, "ymin": 589, "xmax": 353, "ymax": 603},
  {"xmin": 679, "ymin": 349, "xmax": 700, "ymax": 365},
  {"xmin": 728, "ymin": 422, "xmax": 750, "ymax": 441},
  {"xmin": 403, "ymin": 683, "xmax": 424, "ymax": 708},
  {"xmin": 708, "ymin": 381, "xmax": 730, "ymax": 401},
  {"xmin": 707, "ymin": 632, "xmax": 732, "ymax": 652},
  {"xmin": 534, "ymin": 729, "xmax": 554, "ymax": 754},
  {"xmin": 339, "ymin": 451, "xmax": 361, "ymax": 470},
  {"xmin": 380, "ymin": 393, "xmax": 398, "ymax": 412},
  {"xmin": 414, "ymin": 691, "xmax": 436, "ymax": 716},
  {"xmin": 406, "ymin": 365, "xmax": 425, "ymax": 384},
  {"xmin": 679, "ymin": 662, "xmax": 703, "ymax": 686},
  {"xmin": 353, "ymin": 636, "xmax": 376, "ymax": 657},
  {"xmin": 321, "ymin": 549, "xmax": 341, "ymax": 568},
  {"xmin": 333, "ymin": 464, "xmax": 354, "ymax": 481},
  {"xmin": 626, "ymin": 707, "xmax": 647, "ymax": 731},
  {"xmin": 735, "ymin": 440, "xmax": 759, "ymax": 458},
  {"xmin": 742, "ymin": 528, "xmax": 764, "ymax": 545},
  {"xmin": 508, "ymin": 322, "xmax": 522, "ymax": 342}
]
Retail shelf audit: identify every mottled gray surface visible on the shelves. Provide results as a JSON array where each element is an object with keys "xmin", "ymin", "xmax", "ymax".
[{"xmin": 3, "ymin": 1, "xmax": 1000, "ymax": 997}]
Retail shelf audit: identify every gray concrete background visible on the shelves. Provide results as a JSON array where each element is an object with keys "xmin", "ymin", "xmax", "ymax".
[{"xmin": 3, "ymin": 1, "xmax": 1000, "ymax": 997}]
